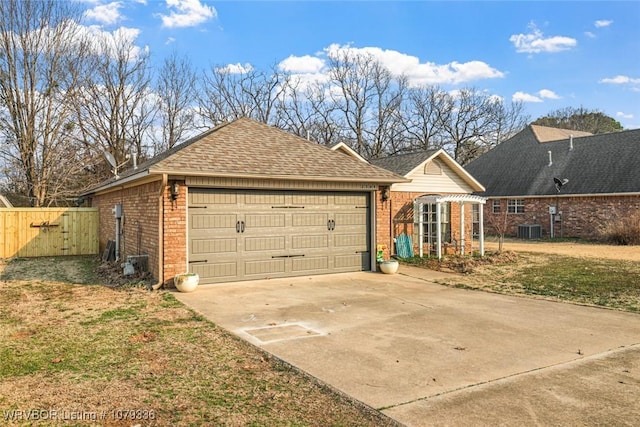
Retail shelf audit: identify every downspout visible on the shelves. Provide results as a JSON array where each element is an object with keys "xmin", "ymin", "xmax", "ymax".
[{"xmin": 153, "ymin": 174, "xmax": 167, "ymax": 290}]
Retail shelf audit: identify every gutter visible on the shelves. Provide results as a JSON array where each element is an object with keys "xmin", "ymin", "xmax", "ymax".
[
  {"xmin": 81, "ymin": 169, "xmax": 152, "ymax": 196},
  {"xmin": 149, "ymin": 169, "xmax": 410, "ymax": 184},
  {"xmin": 486, "ymin": 192, "xmax": 640, "ymax": 199}
]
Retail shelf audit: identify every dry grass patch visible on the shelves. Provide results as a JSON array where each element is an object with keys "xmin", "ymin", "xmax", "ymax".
[
  {"xmin": 425, "ymin": 251, "xmax": 640, "ymax": 312},
  {"xmin": 0, "ymin": 257, "xmax": 394, "ymax": 426}
]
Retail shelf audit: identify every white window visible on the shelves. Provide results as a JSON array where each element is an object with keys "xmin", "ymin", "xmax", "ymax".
[
  {"xmin": 507, "ymin": 199, "xmax": 525, "ymax": 214},
  {"xmin": 492, "ymin": 200, "xmax": 501, "ymax": 214}
]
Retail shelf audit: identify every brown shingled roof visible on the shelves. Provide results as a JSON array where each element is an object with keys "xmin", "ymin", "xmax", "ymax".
[{"xmin": 87, "ymin": 118, "xmax": 407, "ymax": 194}]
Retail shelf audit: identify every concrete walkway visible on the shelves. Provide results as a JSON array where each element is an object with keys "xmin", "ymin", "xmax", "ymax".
[{"xmin": 175, "ymin": 267, "xmax": 640, "ymax": 426}]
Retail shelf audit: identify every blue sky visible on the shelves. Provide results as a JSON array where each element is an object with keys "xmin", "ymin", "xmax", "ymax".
[{"xmin": 82, "ymin": 0, "xmax": 640, "ymax": 129}]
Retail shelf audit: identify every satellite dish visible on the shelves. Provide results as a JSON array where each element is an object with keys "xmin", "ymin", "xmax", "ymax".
[
  {"xmin": 554, "ymin": 177, "xmax": 569, "ymax": 192},
  {"xmin": 103, "ymin": 151, "xmax": 117, "ymax": 169}
]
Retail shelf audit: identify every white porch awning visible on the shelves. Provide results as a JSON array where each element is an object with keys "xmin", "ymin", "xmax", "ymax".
[
  {"xmin": 414, "ymin": 194, "xmax": 487, "ymax": 205},
  {"xmin": 413, "ymin": 194, "xmax": 487, "ymax": 259}
]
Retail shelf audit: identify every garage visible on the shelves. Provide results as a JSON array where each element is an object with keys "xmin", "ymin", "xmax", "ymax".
[
  {"xmin": 85, "ymin": 117, "xmax": 406, "ymax": 287},
  {"xmin": 188, "ymin": 188, "xmax": 370, "ymax": 284}
]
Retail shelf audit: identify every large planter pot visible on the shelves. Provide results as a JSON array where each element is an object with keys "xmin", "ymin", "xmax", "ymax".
[
  {"xmin": 174, "ymin": 273, "xmax": 200, "ymax": 292},
  {"xmin": 378, "ymin": 260, "xmax": 399, "ymax": 274}
]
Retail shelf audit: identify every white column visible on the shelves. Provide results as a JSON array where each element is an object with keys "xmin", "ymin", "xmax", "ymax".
[
  {"xmin": 436, "ymin": 201, "xmax": 442, "ymax": 260},
  {"xmin": 459, "ymin": 202, "xmax": 465, "ymax": 255},
  {"xmin": 479, "ymin": 203, "xmax": 485, "ymax": 256},
  {"xmin": 418, "ymin": 202, "xmax": 424, "ymax": 257}
]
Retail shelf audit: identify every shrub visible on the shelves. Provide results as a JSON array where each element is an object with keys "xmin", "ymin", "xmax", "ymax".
[{"xmin": 598, "ymin": 211, "xmax": 640, "ymax": 245}]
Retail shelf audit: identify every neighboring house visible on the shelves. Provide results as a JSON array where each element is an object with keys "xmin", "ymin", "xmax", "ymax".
[
  {"xmin": 465, "ymin": 125, "xmax": 640, "ymax": 240},
  {"xmin": 0, "ymin": 194, "xmax": 13, "ymax": 208},
  {"xmin": 368, "ymin": 150, "xmax": 486, "ymax": 259},
  {"xmin": 84, "ymin": 118, "xmax": 407, "ymax": 286}
]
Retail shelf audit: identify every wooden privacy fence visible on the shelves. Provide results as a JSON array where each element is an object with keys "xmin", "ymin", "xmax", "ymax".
[{"xmin": 0, "ymin": 208, "xmax": 99, "ymax": 258}]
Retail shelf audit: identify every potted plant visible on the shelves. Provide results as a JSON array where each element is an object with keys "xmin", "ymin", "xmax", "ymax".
[
  {"xmin": 174, "ymin": 272, "xmax": 200, "ymax": 292},
  {"xmin": 378, "ymin": 259, "xmax": 399, "ymax": 274}
]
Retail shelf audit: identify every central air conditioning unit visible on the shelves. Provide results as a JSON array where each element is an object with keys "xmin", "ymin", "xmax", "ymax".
[{"xmin": 518, "ymin": 224, "xmax": 542, "ymax": 240}]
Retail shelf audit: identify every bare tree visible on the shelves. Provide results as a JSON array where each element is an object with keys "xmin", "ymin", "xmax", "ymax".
[
  {"xmin": 486, "ymin": 201, "xmax": 509, "ymax": 253},
  {"xmin": 154, "ymin": 50, "xmax": 197, "ymax": 153},
  {"xmin": 73, "ymin": 29, "xmax": 155, "ymax": 168},
  {"xmin": 198, "ymin": 63, "xmax": 288, "ymax": 127},
  {"xmin": 0, "ymin": 0, "xmax": 90, "ymax": 206},
  {"xmin": 327, "ymin": 50, "xmax": 377, "ymax": 156},
  {"xmin": 438, "ymin": 88, "xmax": 527, "ymax": 165},
  {"xmin": 402, "ymin": 85, "xmax": 448, "ymax": 152},
  {"xmin": 276, "ymin": 77, "xmax": 345, "ymax": 146},
  {"xmin": 365, "ymin": 67, "xmax": 407, "ymax": 157}
]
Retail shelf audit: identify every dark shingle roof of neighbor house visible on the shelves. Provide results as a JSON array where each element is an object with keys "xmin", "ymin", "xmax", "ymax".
[
  {"xmin": 0, "ymin": 194, "xmax": 13, "ymax": 208},
  {"xmin": 369, "ymin": 150, "xmax": 439, "ymax": 176},
  {"xmin": 87, "ymin": 118, "xmax": 407, "ymax": 194},
  {"xmin": 465, "ymin": 125, "xmax": 640, "ymax": 197}
]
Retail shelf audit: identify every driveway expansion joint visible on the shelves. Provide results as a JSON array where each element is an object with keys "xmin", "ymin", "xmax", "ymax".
[{"xmin": 379, "ymin": 343, "xmax": 640, "ymax": 412}]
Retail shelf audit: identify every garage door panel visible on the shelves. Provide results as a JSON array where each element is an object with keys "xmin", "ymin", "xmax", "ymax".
[
  {"xmin": 191, "ymin": 190, "xmax": 237, "ymax": 205},
  {"xmin": 245, "ymin": 213, "xmax": 285, "ymax": 228},
  {"xmin": 335, "ymin": 194, "xmax": 368, "ymax": 206},
  {"xmin": 291, "ymin": 234, "xmax": 328, "ymax": 249},
  {"xmin": 292, "ymin": 256, "xmax": 329, "ymax": 272},
  {"xmin": 335, "ymin": 253, "xmax": 370, "ymax": 270},
  {"xmin": 334, "ymin": 234, "xmax": 368, "ymax": 248},
  {"xmin": 244, "ymin": 259, "xmax": 286, "ymax": 276},
  {"xmin": 292, "ymin": 213, "xmax": 328, "ymax": 228},
  {"xmin": 192, "ymin": 262, "xmax": 237, "ymax": 282},
  {"xmin": 291, "ymin": 193, "xmax": 328, "ymax": 205},
  {"xmin": 335, "ymin": 212, "xmax": 367, "ymax": 226},
  {"xmin": 192, "ymin": 213, "xmax": 237, "ymax": 229},
  {"xmin": 244, "ymin": 192, "xmax": 286, "ymax": 205},
  {"xmin": 191, "ymin": 238, "xmax": 237, "ymax": 254},
  {"xmin": 244, "ymin": 236, "xmax": 285, "ymax": 252}
]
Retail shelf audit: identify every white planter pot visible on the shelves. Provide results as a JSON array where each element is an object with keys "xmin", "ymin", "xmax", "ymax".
[
  {"xmin": 174, "ymin": 273, "xmax": 200, "ymax": 292},
  {"xmin": 379, "ymin": 260, "xmax": 399, "ymax": 274}
]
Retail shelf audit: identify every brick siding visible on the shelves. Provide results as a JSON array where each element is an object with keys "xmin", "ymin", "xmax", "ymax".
[
  {"xmin": 91, "ymin": 180, "xmax": 161, "ymax": 280},
  {"xmin": 162, "ymin": 181, "xmax": 187, "ymax": 287},
  {"xmin": 484, "ymin": 195, "xmax": 640, "ymax": 239}
]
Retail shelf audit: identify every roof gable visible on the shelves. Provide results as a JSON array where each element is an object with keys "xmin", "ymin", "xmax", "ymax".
[
  {"xmin": 465, "ymin": 126, "xmax": 640, "ymax": 197},
  {"xmin": 530, "ymin": 125, "xmax": 592, "ymax": 142},
  {"xmin": 330, "ymin": 142, "xmax": 369, "ymax": 163},
  {"xmin": 371, "ymin": 149, "xmax": 485, "ymax": 192}
]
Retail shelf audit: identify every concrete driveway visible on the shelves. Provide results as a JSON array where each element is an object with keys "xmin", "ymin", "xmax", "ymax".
[{"xmin": 175, "ymin": 266, "xmax": 640, "ymax": 426}]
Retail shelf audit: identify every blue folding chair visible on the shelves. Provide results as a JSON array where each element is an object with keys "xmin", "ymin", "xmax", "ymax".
[{"xmin": 394, "ymin": 233, "xmax": 414, "ymax": 259}]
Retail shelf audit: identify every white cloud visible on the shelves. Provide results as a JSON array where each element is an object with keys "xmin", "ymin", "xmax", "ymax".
[
  {"xmin": 616, "ymin": 112, "xmax": 633, "ymax": 119},
  {"xmin": 322, "ymin": 44, "xmax": 504, "ymax": 86},
  {"xmin": 584, "ymin": 31, "xmax": 596, "ymax": 39},
  {"xmin": 71, "ymin": 23, "xmax": 146, "ymax": 60},
  {"xmin": 600, "ymin": 75, "xmax": 640, "ymax": 85},
  {"xmin": 279, "ymin": 55, "xmax": 325, "ymax": 74},
  {"xmin": 215, "ymin": 63, "xmax": 253, "ymax": 74},
  {"xmin": 160, "ymin": 0, "xmax": 216, "ymax": 28},
  {"xmin": 538, "ymin": 89, "xmax": 560, "ymax": 99},
  {"xmin": 84, "ymin": 2, "xmax": 123, "ymax": 25},
  {"xmin": 595, "ymin": 20, "xmax": 613, "ymax": 28},
  {"xmin": 165, "ymin": 37, "xmax": 176, "ymax": 45},
  {"xmin": 512, "ymin": 91, "xmax": 543, "ymax": 103},
  {"xmin": 510, "ymin": 23, "xmax": 577, "ymax": 53}
]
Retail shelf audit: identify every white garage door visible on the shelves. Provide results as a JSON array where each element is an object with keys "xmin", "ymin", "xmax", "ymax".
[{"xmin": 188, "ymin": 189, "xmax": 371, "ymax": 284}]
